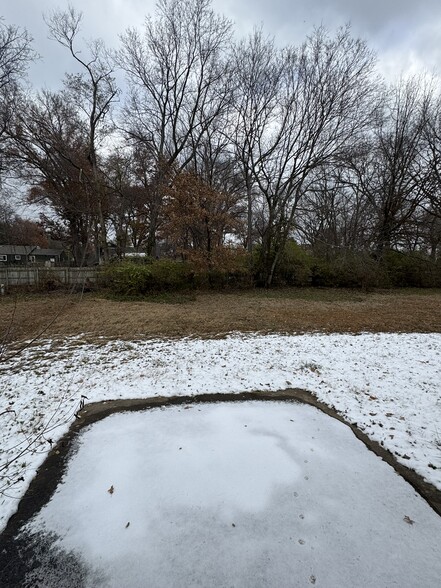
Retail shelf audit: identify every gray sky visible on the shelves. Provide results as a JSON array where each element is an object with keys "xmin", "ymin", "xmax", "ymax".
[{"xmin": 2, "ymin": 0, "xmax": 441, "ymax": 88}]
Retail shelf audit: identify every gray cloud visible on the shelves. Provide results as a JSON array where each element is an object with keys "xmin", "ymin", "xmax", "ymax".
[
  {"xmin": 217, "ymin": 0, "xmax": 441, "ymax": 78},
  {"xmin": 1, "ymin": 0, "xmax": 156, "ymax": 88},
  {"xmin": 2, "ymin": 0, "xmax": 441, "ymax": 88}
]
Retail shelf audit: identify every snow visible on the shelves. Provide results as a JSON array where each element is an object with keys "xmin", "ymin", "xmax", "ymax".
[
  {"xmin": 1, "ymin": 332, "xmax": 440, "ymax": 533},
  {"xmin": 21, "ymin": 402, "xmax": 441, "ymax": 587}
]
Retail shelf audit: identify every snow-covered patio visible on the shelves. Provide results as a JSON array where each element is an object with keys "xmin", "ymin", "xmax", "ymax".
[{"xmin": 3, "ymin": 400, "xmax": 441, "ymax": 587}]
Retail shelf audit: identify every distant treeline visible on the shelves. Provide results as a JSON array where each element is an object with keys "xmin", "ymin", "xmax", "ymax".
[{"xmin": 1, "ymin": 0, "xmax": 441, "ymax": 287}]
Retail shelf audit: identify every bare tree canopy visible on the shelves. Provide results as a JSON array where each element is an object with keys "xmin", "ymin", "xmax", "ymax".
[
  {"xmin": 44, "ymin": 5, "xmax": 119, "ymax": 261},
  {"xmin": 236, "ymin": 26, "xmax": 378, "ymax": 284},
  {"xmin": 0, "ymin": 19, "xmax": 35, "ymax": 92},
  {"xmin": 0, "ymin": 17, "xmax": 36, "ymax": 187},
  {"xmin": 118, "ymin": 0, "xmax": 232, "ymax": 168},
  {"xmin": 1, "ymin": 0, "xmax": 441, "ymax": 282}
]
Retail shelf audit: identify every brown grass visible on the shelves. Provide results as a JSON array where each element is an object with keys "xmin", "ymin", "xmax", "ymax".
[{"xmin": 1, "ymin": 288, "xmax": 440, "ymax": 345}]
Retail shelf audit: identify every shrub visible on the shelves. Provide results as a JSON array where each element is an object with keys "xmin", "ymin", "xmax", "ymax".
[
  {"xmin": 258, "ymin": 242, "xmax": 382, "ymax": 289},
  {"xmin": 100, "ymin": 248, "xmax": 441, "ymax": 295},
  {"xmin": 276, "ymin": 241, "xmax": 313, "ymax": 287},
  {"xmin": 100, "ymin": 262, "xmax": 154, "ymax": 295},
  {"xmin": 331, "ymin": 252, "xmax": 384, "ymax": 289},
  {"xmin": 185, "ymin": 247, "xmax": 253, "ymax": 289},
  {"xmin": 310, "ymin": 252, "xmax": 384, "ymax": 290},
  {"xmin": 251, "ymin": 241, "xmax": 313, "ymax": 287},
  {"xmin": 382, "ymin": 250, "xmax": 441, "ymax": 288},
  {"xmin": 148, "ymin": 260, "xmax": 195, "ymax": 291}
]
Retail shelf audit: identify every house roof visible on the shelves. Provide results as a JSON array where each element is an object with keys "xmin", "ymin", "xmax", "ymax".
[
  {"xmin": 0, "ymin": 245, "xmax": 37, "ymax": 256},
  {"xmin": 33, "ymin": 249, "xmax": 63, "ymax": 257},
  {"xmin": 0, "ymin": 245, "xmax": 64, "ymax": 257}
]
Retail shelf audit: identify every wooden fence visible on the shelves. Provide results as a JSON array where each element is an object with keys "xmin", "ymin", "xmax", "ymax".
[{"xmin": 0, "ymin": 267, "xmax": 100, "ymax": 287}]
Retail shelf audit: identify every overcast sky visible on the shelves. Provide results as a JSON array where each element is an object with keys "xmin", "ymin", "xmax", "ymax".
[{"xmin": 2, "ymin": 0, "xmax": 441, "ymax": 90}]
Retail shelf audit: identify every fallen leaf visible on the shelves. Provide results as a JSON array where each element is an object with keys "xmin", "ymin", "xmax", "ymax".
[
  {"xmin": 125, "ymin": 522, "xmax": 130, "ymax": 529},
  {"xmin": 403, "ymin": 515, "xmax": 415, "ymax": 525},
  {"xmin": 108, "ymin": 485, "xmax": 114, "ymax": 495}
]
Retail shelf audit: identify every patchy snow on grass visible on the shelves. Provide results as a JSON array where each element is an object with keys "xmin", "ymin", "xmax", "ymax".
[
  {"xmin": 1, "ymin": 332, "xmax": 440, "ymax": 532},
  {"xmin": 21, "ymin": 402, "xmax": 441, "ymax": 587}
]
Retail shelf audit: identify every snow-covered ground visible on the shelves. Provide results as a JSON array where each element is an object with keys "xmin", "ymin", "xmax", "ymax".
[
  {"xmin": 18, "ymin": 402, "xmax": 441, "ymax": 588},
  {"xmin": 1, "ymin": 332, "xmax": 440, "ymax": 532}
]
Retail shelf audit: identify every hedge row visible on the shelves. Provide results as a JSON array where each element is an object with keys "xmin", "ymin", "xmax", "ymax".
[
  {"xmin": 99, "ymin": 247, "xmax": 441, "ymax": 296},
  {"xmin": 99, "ymin": 257, "xmax": 252, "ymax": 295},
  {"xmin": 274, "ymin": 243, "xmax": 441, "ymax": 289}
]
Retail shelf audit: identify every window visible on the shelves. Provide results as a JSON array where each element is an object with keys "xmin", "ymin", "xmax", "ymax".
[
  {"xmin": 28, "ymin": 255, "xmax": 36, "ymax": 263},
  {"xmin": 15, "ymin": 255, "xmax": 22, "ymax": 261},
  {"xmin": 0, "ymin": 255, "xmax": 6, "ymax": 261}
]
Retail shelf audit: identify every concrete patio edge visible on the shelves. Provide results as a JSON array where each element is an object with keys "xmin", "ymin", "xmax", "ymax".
[{"xmin": 1, "ymin": 388, "xmax": 440, "ymax": 547}]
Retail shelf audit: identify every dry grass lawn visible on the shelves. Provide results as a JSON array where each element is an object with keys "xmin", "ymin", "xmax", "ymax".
[{"xmin": 1, "ymin": 288, "xmax": 440, "ymax": 346}]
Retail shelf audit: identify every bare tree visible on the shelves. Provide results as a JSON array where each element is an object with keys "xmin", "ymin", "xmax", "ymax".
[
  {"xmin": 117, "ymin": 0, "xmax": 233, "ymax": 256},
  {"xmin": 11, "ymin": 91, "xmax": 98, "ymax": 264},
  {"xmin": 345, "ymin": 79, "xmax": 430, "ymax": 256},
  {"xmin": 297, "ymin": 164, "xmax": 374, "ymax": 255},
  {"xmin": 231, "ymin": 29, "xmax": 285, "ymax": 254},
  {"xmin": 0, "ymin": 20, "xmax": 33, "ymax": 86},
  {"xmin": 45, "ymin": 5, "xmax": 119, "ymax": 261},
  {"xmin": 0, "ymin": 18, "xmax": 35, "ymax": 131},
  {"xmin": 104, "ymin": 146, "xmax": 159, "ymax": 256},
  {"xmin": 0, "ymin": 18, "xmax": 35, "ymax": 195},
  {"xmin": 236, "ymin": 26, "xmax": 377, "ymax": 285},
  {"xmin": 420, "ymin": 91, "xmax": 441, "ymax": 256}
]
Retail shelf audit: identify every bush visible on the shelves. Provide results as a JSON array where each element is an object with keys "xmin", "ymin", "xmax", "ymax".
[
  {"xmin": 251, "ymin": 241, "xmax": 314, "ymax": 287},
  {"xmin": 310, "ymin": 249, "xmax": 441, "ymax": 289},
  {"xmin": 382, "ymin": 251, "xmax": 441, "ymax": 288},
  {"xmin": 101, "ymin": 260, "xmax": 195, "ymax": 295},
  {"xmin": 253, "ymin": 242, "xmax": 382, "ymax": 289},
  {"xmin": 100, "ymin": 262, "xmax": 153, "ymax": 295},
  {"xmin": 185, "ymin": 248, "xmax": 253, "ymax": 289},
  {"xmin": 100, "ymin": 253, "xmax": 253, "ymax": 296},
  {"xmin": 310, "ymin": 252, "xmax": 384, "ymax": 290},
  {"xmin": 149, "ymin": 260, "xmax": 195, "ymax": 291},
  {"xmin": 100, "ymin": 248, "xmax": 441, "ymax": 295},
  {"xmin": 276, "ymin": 241, "xmax": 313, "ymax": 287},
  {"xmin": 331, "ymin": 253, "xmax": 384, "ymax": 289}
]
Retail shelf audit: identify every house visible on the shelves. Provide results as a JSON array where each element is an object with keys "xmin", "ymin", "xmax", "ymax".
[
  {"xmin": 0, "ymin": 245, "xmax": 67, "ymax": 266},
  {"xmin": 0, "ymin": 245, "xmax": 36, "ymax": 266},
  {"xmin": 31, "ymin": 248, "xmax": 67, "ymax": 266}
]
